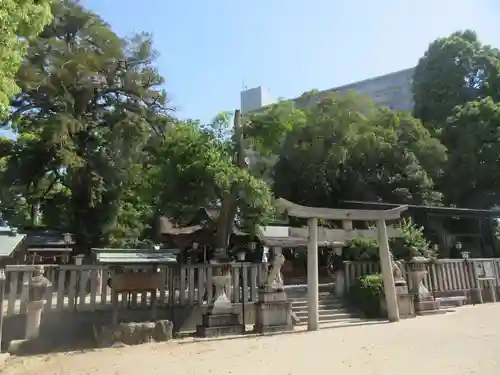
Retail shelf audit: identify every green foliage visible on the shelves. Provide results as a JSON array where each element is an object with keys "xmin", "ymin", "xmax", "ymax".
[
  {"xmin": 345, "ymin": 219, "xmax": 434, "ymax": 261},
  {"xmin": 344, "ymin": 237, "xmax": 379, "ymax": 261},
  {"xmin": 412, "ymin": 30, "xmax": 500, "ymax": 126},
  {"xmin": 0, "ymin": 1, "xmax": 276, "ymax": 252},
  {"xmin": 4, "ymin": 0, "xmax": 169, "ymax": 250},
  {"xmin": 244, "ymin": 100, "xmax": 306, "ymax": 155},
  {"xmin": 440, "ymin": 98, "xmax": 500, "ymax": 208},
  {"xmin": 348, "ymin": 274, "xmax": 384, "ymax": 318},
  {"xmin": 270, "ymin": 92, "xmax": 444, "ymax": 207},
  {"xmin": 391, "ymin": 218, "xmax": 433, "ymax": 261},
  {"xmin": 412, "ymin": 30, "xmax": 500, "ymax": 210},
  {"xmin": 2, "ymin": 11, "xmax": 500, "ymax": 257},
  {"xmin": 0, "ymin": 0, "xmax": 53, "ymax": 118},
  {"xmin": 151, "ymin": 119, "xmax": 275, "ymax": 239}
]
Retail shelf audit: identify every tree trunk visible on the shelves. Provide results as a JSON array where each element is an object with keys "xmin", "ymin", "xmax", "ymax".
[{"xmin": 214, "ymin": 109, "xmax": 247, "ymax": 252}]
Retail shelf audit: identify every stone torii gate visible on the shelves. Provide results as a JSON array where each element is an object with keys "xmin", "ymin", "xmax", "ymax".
[{"xmin": 275, "ymin": 198, "xmax": 408, "ymax": 331}]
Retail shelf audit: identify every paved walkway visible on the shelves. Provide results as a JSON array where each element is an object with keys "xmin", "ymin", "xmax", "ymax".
[{"xmin": 3, "ymin": 304, "xmax": 500, "ymax": 375}]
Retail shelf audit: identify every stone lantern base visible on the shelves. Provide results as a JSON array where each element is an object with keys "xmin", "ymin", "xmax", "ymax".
[
  {"xmin": 195, "ymin": 313, "xmax": 245, "ymax": 338},
  {"xmin": 380, "ymin": 280, "xmax": 415, "ymax": 319},
  {"xmin": 196, "ymin": 275, "xmax": 244, "ymax": 338},
  {"xmin": 253, "ymin": 287, "xmax": 293, "ymax": 333},
  {"xmin": 394, "ymin": 282, "xmax": 415, "ymax": 319}
]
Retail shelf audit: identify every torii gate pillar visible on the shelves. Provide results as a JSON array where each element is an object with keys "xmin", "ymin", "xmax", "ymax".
[
  {"xmin": 307, "ymin": 218, "xmax": 319, "ymax": 331},
  {"xmin": 377, "ymin": 219, "xmax": 399, "ymax": 322}
]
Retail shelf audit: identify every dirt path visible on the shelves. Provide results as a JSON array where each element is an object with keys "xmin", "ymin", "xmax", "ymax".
[{"xmin": 2, "ymin": 304, "xmax": 500, "ymax": 375}]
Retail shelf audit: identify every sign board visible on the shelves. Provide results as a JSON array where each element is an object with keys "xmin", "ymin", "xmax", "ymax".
[
  {"xmin": 475, "ymin": 260, "xmax": 496, "ymax": 279},
  {"xmin": 259, "ymin": 226, "xmax": 289, "ymax": 238}
]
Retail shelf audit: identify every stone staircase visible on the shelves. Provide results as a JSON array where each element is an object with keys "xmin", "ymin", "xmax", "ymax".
[{"xmin": 285, "ymin": 284, "xmax": 370, "ymax": 327}]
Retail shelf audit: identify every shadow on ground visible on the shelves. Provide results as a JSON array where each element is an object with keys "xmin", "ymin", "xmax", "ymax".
[{"xmin": 175, "ymin": 319, "xmax": 390, "ymax": 345}]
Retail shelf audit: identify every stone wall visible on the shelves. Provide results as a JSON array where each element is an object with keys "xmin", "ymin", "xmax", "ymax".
[{"xmin": 1, "ymin": 303, "xmax": 258, "ymax": 352}]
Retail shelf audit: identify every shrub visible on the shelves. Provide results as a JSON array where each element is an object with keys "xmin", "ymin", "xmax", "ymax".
[
  {"xmin": 390, "ymin": 218, "xmax": 434, "ymax": 261},
  {"xmin": 344, "ymin": 218, "xmax": 436, "ymax": 262},
  {"xmin": 344, "ymin": 237, "xmax": 379, "ymax": 261},
  {"xmin": 348, "ymin": 273, "xmax": 384, "ymax": 318}
]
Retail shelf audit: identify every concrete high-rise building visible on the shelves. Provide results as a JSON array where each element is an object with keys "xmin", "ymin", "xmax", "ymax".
[
  {"xmin": 240, "ymin": 67, "xmax": 415, "ymax": 113},
  {"xmin": 240, "ymin": 86, "xmax": 274, "ymax": 113}
]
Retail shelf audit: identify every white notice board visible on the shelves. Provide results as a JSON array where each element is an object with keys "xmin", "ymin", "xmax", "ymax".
[{"xmin": 475, "ymin": 260, "xmax": 495, "ymax": 279}]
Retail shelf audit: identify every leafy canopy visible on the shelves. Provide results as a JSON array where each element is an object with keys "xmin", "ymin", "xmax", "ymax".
[
  {"xmin": 248, "ymin": 92, "xmax": 446, "ymax": 208},
  {"xmin": 0, "ymin": 0, "xmax": 53, "ymax": 118},
  {"xmin": 413, "ymin": 30, "xmax": 500, "ymax": 126}
]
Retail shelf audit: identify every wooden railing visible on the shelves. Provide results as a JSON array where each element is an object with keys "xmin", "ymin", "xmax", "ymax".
[
  {"xmin": 343, "ymin": 258, "xmax": 500, "ymax": 296},
  {"xmin": 2, "ymin": 263, "xmax": 267, "ymax": 317}
]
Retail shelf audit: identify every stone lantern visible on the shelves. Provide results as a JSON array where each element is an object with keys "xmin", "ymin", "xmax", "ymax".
[
  {"xmin": 407, "ymin": 255, "xmax": 439, "ymax": 314},
  {"xmin": 24, "ymin": 266, "xmax": 51, "ymax": 339},
  {"xmin": 407, "ymin": 256, "xmax": 428, "ymax": 295}
]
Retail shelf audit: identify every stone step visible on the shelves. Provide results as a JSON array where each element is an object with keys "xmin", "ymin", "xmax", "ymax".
[
  {"xmin": 283, "ymin": 283, "xmax": 334, "ymax": 292},
  {"xmin": 294, "ymin": 311, "xmax": 355, "ymax": 321},
  {"xmin": 292, "ymin": 303, "xmax": 345, "ymax": 312},
  {"xmin": 287, "ymin": 294, "xmax": 338, "ymax": 303},
  {"xmin": 293, "ymin": 305, "xmax": 350, "ymax": 313},
  {"xmin": 289, "ymin": 300, "xmax": 340, "ymax": 306},
  {"xmin": 436, "ymin": 296, "xmax": 467, "ymax": 308},
  {"xmin": 418, "ymin": 308, "xmax": 455, "ymax": 316},
  {"xmin": 294, "ymin": 317, "xmax": 370, "ymax": 326},
  {"xmin": 287, "ymin": 291, "xmax": 333, "ymax": 298}
]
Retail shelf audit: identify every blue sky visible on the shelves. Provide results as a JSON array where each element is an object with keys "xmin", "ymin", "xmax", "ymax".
[
  {"xmin": 47, "ymin": 1, "xmax": 500, "ymax": 124},
  {"xmin": 80, "ymin": 0, "xmax": 499, "ymax": 124}
]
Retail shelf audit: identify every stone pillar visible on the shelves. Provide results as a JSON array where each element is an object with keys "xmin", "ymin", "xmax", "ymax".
[
  {"xmin": 342, "ymin": 220, "xmax": 353, "ymax": 231},
  {"xmin": 377, "ymin": 219, "xmax": 399, "ymax": 322},
  {"xmin": 24, "ymin": 267, "xmax": 51, "ymax": 340},
  {"xmin": 307, "ymin": 217, "xmax": 319, "ymax": 331},
  {"xmin": 25, "ymin": 301, "xmax": 45, "ymax": 339},
  {"xmin": 333, "ymin": 246, "xmax": 345, "ymax": 297}
]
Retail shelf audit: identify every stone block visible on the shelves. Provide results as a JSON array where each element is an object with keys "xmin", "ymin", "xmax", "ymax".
[
  {"xmin": 416, "ymin": 299, "xmax": 440, "ymax": 314},
  {"xmin": 8, "ymin": 339, "xmax": 35, "ymax": 356},
  {"xmin": 202, "ymin": 313, "xmax": 240, "ymax": 327},
  {"xmin": 195, "ymin": 324, "xmax": 245, "ymax": 338},
  {"xmin": 395, "ymin": 284, "xmax": 409, "ymax": 295},
  {"xmin": 196, "ymin": 312, "xmax": 245, "ymax": 338},
  {"xmin": 94, "ymin": 320, "xmax": 173, "ymax": 347},
  {"xmin": 396, "ymin": 293, "xmax": 415, "ymax": 319},
  {"xmin": 153, "ymin": 320, "xmax": 174, "ymax": 342},
  {"xmin": 6, "ymin": 338, "xmax": 51, "ymax": 356},
  {"xmin": 254, "ymin": 300, "xmax": 293, "ymax": 333}
]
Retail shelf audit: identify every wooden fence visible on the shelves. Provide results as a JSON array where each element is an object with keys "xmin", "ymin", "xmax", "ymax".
[
  {"xmin": 2, "ymin": 263, "xmax": 267, "ymax": 317},
  {"xmin": 344, "ymin": 258, "xmax": 500, "ymax": 296}
]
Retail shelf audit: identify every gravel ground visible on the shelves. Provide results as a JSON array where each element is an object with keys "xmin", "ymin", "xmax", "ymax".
[{"xmin": 2, "ymin": 304, "xmax": 500, "ymax": 375}]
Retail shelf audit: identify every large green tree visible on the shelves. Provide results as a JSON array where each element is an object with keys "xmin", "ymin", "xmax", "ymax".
[
  {"xmin": 247, "ymin": 92, "xmax": 446, "ymax": 208},
  {"xmin": 413, "ymin": 30, "xmax": 500, "ymax": 126},
  {"xmin": 413, "ymin": 30, "xmax": 500, "ymax": 208},
  {"xmin": 440, "ymin": 97, "xmax": 500, "ymax": 208},
  {"xmin": 6, "ymin": 0, "xmax": 169, "ymax": 252},
  {"xmin": 151, "ymin": 117, "xmax": 275, "ymax": 237},
  {"xmin": 0, "ymin": 0, "xmax": 53, "ymax": 118}
]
